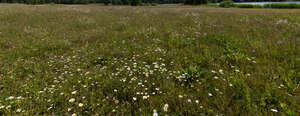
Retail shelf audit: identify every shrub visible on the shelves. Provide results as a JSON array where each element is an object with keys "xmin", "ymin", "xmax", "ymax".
[
  {"xmin": 112, "ymin": 0, "xmax": 123, "ymax": 5},
  {"xmin": 219, "ymin": 0, "xmax": 234, "ymax": 8},
  {"xmin": 103, "ymin": 0, "xmax": 111, "ymax": 5},
  {"xmin": 234, "ymin": 4, "xmax": 254, "ymax": 8},
  {"xmin": 184, "ymin": 0, "xmax": 208, "ymax": 5},
  {"xmin": 141, "ymin": 3, "xmax": 150, "ymax": 6},
  {"xmin": 264, "ymin": 3, "xmax": 300, "ymax": 9},
  {"xmin": 130, "ymin": 0, "xmax": 142, "ymax": 6},
  {"xmin": 141, "ymin": 2, "xmax": 156, "ymax": 6},
  {"xmin": 121, "ymin": 0, "xmax": 130, "ymax": 5},
  {"xmin": 222, "ymin": 3, "xmax": 300, "ymax": 9},
  {"xmin": 253, "ymin": 4, "xmax": 263, "ymax": 8},
  {"xmin": 151, "ymin": 3, "xmax": 157, "ymax": 6},
  {"xmin": 234, "ymin": 4, "xmax": 263, "ymax": 8}
]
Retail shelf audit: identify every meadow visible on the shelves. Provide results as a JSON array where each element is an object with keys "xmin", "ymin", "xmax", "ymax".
[{"xmin": 0, "ymin": 4, "xmax": 299, "ymax": 115}]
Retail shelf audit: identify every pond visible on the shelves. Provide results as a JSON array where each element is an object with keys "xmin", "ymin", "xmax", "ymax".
[{"xmin": 234, "ymin": 1, "xmax": 300, "ymax": 5}]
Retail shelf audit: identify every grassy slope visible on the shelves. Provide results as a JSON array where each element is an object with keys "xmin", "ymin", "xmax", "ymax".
[{"xmin": 0, "ymin": 4, "xmax": 299, "ymax": 115}]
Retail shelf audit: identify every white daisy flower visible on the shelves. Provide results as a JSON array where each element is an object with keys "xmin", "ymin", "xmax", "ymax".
[
  {"xmin": 270, "ymin": 109, "xmax": 278, "ymax": 112},
  {"xmin": 69, "ymin": 98, "xmax": 75, "ymax": 103},
  {"xmin": 163, "ymin": 104, "xmax": 168, "ymax": 112},
  {"xmin": 78, "ymin": 103, "xmax": 83, "ymax": 107}
]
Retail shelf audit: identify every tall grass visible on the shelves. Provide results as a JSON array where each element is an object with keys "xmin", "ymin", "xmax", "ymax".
[{"xmin": 0, "ymin": 4, "xmax": 299, "ymax": 115}]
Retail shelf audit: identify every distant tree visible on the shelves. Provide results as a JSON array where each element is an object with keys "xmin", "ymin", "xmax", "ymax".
[
  {"xmin": 131, "ymin": 0, "xmax": 142, "ymax": 6},
  {"xmin": 77, "ymin": 0, "xmax": 88, "ymax": 4},
  {"xmin": 121, "ymin": 0, "xmax": 129, "ymax": 5},
  {"xmin": 112, "ymin": 0, "xmax": 122, "ymax": 5},
  {"xmin": 103, "ymin": 0, "xmax": 111, "ymax": 4},
  {"xmin": 184, "ymin": 0, "xmax": 207, "ymax": 5},
  {"xmin": 39, "ymin": 0, "xmax": 45, "ymax": 4}
]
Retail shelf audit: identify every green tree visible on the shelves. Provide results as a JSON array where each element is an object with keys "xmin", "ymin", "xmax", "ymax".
[
  {"xmin": 103, "ymin": 0, "xmax": 111, "ymax": 4},
  {"xmin": 112, "ymin": 0, "xmax": 122, "ymax": 5},
  {"xmin": 121, "ymin": 0, "xmax": 129, "ymax": 5},
  {"xmin": 184, "ymin": 0, "xmax": 207, "ymax": 5},
  {"xmin": 131, "ymin": 0, "xmax": 142, "ymax": 6}
]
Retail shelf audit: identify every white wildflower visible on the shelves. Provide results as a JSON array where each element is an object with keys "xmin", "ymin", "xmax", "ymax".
[
  {"xmin": 143, "ymin": 95, "xmax": 149, "ymax": 100},
  {"xmin": 71, "ymin": 91, "xmax": 77, "ymax": 95},
  {"xmin": 211, "ymin": 70, "xmax": 216, "ymax": 73},
  {"xmin": 17, "ymin": 96, "xmax": 23, "ymax": 100},
  {"xmin": 69, "ymin": 98, "xmax": 75, "ymax": 103},
  {"xmin": 7, "ymin": 96, "xmax": 14, "ymax": 100},
  {"xmin": 133, "ymin": 97, "xmax": 137, "ymax": 101},
  {"xmin": 153, "ymin": 109, "xmax": 158, "ymax": 116},
  {"xmin": 16, "ymin": 108, "xmax": 22, "ymax": 113},
  {"xmin": 6, "ymin": 105, "xmax": 11, "ymax": 109},
  {"xmin": 163, "ymin": 104, "xmax": 168, "ymax": 112},
  {"xmin": 214, "ymin": 76, "xmax": 219, "ymax": 79},
  {"xmin": 219, "ymin": 69, "xmax": 223, "ymax": 74},
  {"xmin": 195, "ymin": 100, "xmax": 199, "ymax": 104},
  {"xmin": 178, "ymin": 95, "xmax": 183, "ymax": 98},
  {"xmin": 79, "ymin": 103, "xmax": 83, "ymax": 107},
  {"xmin": 270, "ymin": 109, "xmax": 278, "ymax": 112}
]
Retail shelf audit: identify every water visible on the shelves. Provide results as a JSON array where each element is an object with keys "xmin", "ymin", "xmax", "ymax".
[{"xmin": 234, "ymin": 1, "xmax": 300, "ymax": 5}]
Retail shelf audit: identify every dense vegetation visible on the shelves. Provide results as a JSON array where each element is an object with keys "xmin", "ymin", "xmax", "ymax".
[
  {"xmin": 1, "ymin": 0, "xmax": 300, "ymax": 5},
  {"xmin": 0, "ymin": 4, "xmax": 299, "ymax": 116},
  {"xmin": 235, "ymin": 3, "xmax": 300, "ymax": 8},
  {"xmin": 220, "ymin": 1, "xmax": 300, "ymax": 9},
  {"xmin": 184, "ymin": 0, "xmax": 208, "ymax": 5},
  {"xmin": 0, "ymin": 0, "xmax": 181, "ymax": 4}
]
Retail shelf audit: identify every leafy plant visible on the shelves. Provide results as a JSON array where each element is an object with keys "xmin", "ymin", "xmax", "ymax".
[{"xmin": 219, "ymin": 0, "xmax": 234, "ymax": 8}]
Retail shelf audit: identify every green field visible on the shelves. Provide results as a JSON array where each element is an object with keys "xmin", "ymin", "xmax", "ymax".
[{"xmin": 0, "ymin": 4, "xmax": 299, "ymax": 115}]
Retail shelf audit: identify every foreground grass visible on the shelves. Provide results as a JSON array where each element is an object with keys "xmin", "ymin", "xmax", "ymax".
[{"xmin": 0, "ymin": 4, "xmax": 299, "ymax": 115}]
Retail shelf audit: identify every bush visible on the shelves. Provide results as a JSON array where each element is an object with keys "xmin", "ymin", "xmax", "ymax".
[
  {"xmin": 121, "ymin": 0, "xmax": 130, "ymax": 5},
  {"xmin": 141, "ymin": 3, "xmax": 150, "ymax": 6},
  {"xmin": 234, "ymin": 4, "xmax": 254, "ymax": 8},
  {"xmin": 264, "ymin": 3, "xmax": 300, "ymax": 9},
  {"xmin": 130, "ymin": 0, "xmax": 142, "ymax": 6},
  {"xmin": 234, "ymin": 4, "xmax": 263, "ymax": 8},
  {"xmin": 219, "ymin": 0, "xmax": 234, "ymax": 8},
  {"xmin": 184, "ymin": 0, "xmax": 208, "ymax": 5},
  {"xmin": 141, "ymin": 2, "xmax": 156, "ymax": 6},
  {"xmin": 112, "ymin": 0, "xmax": 123, "ymax": 5},
  {"xmin": 103, "ymin": 0, "xmax": 111, "ymax": 5},
  {"xmin": 151, "ymin": 3, "xmax": 157, "ymax": 6},
  {"xmin": 221, "ymin": 3, "xmax": 300, "ymax": 9}
]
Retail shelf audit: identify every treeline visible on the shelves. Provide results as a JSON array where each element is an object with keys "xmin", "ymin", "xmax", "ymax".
[
  {"xmin": 184, "ymin": 0, "xmax": 208, "ymax": 4},
  {"xmin": 184, "ymin": 0, "xmax": 297, "ymax": 4},
  {"xmin": 102, "ymin": 0, "xmax": 142, "ymax": 5},
  {"xmin": 0, "ymin": 0, "xmax": 299, "ymax": 5},
  {"xmin": 0, "ymin": 0, "xmax": 89, "ymax": 4},
  {"xmin": 93, "ymin": 0, "xmax": 184, "ymax": 4},
  {"xmin": 0, "ymin": 0, "xmax": 185, "ymax": 4},
  {"xmin": 231, "ymin": 0, "xmax": 292, "ymax": 2}
]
